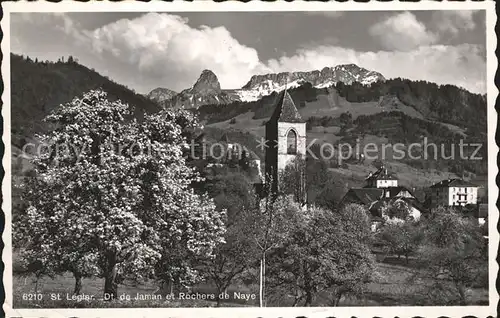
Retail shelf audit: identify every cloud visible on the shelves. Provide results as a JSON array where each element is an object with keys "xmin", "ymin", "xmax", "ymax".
[
  {"xmin": 12, "ymin": 12, "xmax": 269, "ymax": 92},
  {"xmin": 11, "ymin": 12, "xmax": 486, "ymax": 95},
  {"xmin": 81, "ymin": 13, "xmax": 270, "ymax": 91},
  {"xmin": 10, "ymin": 13, "xmax": 86, "ymax": 62},
  {"xmin": 369, "ymin": 12, "xmax": 438, "ymax": 51},
  {"xmin": 432, "ymin": 10, "xmax": 477, "ymax": 36}
]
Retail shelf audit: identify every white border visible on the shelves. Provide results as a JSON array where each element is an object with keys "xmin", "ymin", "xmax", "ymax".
[{"xmin": 2, "ymin": 1, "xmax": 498, "ymax": 317}]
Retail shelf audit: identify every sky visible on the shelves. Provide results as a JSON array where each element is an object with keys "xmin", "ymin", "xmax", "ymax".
[{"xmin": 10, "ymin": 10, "xmax": 487, "ymax": 94}]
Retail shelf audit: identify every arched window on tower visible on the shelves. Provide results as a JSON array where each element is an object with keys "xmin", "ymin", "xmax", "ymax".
[{"xmin": 287, "ymin": 129, "xmax": 297, "ymax": 154}]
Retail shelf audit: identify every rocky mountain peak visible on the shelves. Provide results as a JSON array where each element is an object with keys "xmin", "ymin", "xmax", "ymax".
[
  {"xmin": 192, "ymin": 69, "xmax": 221, "ymax": 94},
  {"xmin": 146, "ymin": 87, "xmax": 177, "ymax": 104},
  {"xmin": 166, "ymin": 69, "xmax": 234, "ymax": 109}
]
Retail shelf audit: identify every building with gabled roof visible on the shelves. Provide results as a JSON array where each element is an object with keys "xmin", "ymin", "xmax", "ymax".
[
  {"xmin": 365, "ymin": 165, "xmax": 398, "ymax": 188},
  {"xmin": 377, "ymin": 186, "xmax": 415, "ymax": 199},
  {"xmin": 428, "ymin": 178, "xmax": 478, "ymax": 207},
  {"xmin": 339, "ymin": 188, "xmax": 384, "ymax": 208},
  {"xmin": 429, "ymin": 178, "xmax": 476, "ymax": 188},
  {"xmin": 339, "ymin": 186, "xmax": 423, "ymax": 232}
]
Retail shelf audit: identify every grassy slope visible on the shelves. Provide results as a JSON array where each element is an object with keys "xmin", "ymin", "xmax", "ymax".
[
  {"xmin": 205, "ymin": 88, "xmax": 474, "ymax": 197},
  {"xmin": 207, "ymin": 87, "xmax": 424, "ymax": 132}
]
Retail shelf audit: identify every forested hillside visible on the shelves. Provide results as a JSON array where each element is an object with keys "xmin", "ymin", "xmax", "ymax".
[
  {"xmin": 334, "ymin": 79, "xmax": 487, "ymax": 130},
  {"xmin": 199, "ymin": 78, "xmax": 488, "ymax": 177},
  {"xmin": 11, "ymin": 54, "xmax": 488, "ymax": 178},
  {"xmin": 198, "ymin": 79, "xmax": 486, "ymax": 132},
  {"xmin": 10, "ymin": 54, "xmax": 161, "ymax": 147}
]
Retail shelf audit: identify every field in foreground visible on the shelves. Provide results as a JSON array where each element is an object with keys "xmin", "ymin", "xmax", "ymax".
[{"xmin": 12, "ymin": 257, "xmax": 488, "ymax": 308}]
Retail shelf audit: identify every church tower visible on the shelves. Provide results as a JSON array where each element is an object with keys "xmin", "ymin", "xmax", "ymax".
[{"xmin": 265, "ymin": 90, "xmax": 307, "ymax": 203}]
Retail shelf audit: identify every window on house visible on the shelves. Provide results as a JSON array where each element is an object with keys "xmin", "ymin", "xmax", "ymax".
[{"xmin": 287, "ymin": 129, "xmax": 297, "ymax": 154}]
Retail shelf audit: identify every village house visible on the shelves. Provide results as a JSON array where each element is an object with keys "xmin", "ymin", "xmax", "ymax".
[
  {"xmin": 428, "ymin": 178, "xmax": 478, "ymax": 208},
  {"xmin": 365, "ymin": 165, "xmax": 398, "ymax": 188},
  {"xmin": 338, "ymin": 165, "xmax": 426, "ymax": 231},
  {"xmin": 339, "ymin": 187, "xmax": 422, "ymax": 231}
]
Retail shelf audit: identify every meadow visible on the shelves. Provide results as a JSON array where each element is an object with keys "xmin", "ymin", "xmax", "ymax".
[{"xmin": 12, "ymin": 255, "xmax": 488, "ymax": 308}]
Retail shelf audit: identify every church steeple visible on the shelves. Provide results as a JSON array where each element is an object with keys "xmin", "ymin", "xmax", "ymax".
[
  {"xmin": 269, "ymin": 90, "xmax": 305, "ymax": 123},
  {"xmin": 264, "ymin": 88, "xmax": 307, "ymax": 203}
]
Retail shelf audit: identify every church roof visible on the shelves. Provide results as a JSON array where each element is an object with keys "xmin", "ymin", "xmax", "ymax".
[{"xmin": 269, "ymin": 90, "xmax": 305, "ymax": 123}]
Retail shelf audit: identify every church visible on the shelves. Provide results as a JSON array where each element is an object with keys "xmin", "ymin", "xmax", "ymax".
[{"xmin": 264, "ymin": 89, "xmax": 307, "ymax": 205}]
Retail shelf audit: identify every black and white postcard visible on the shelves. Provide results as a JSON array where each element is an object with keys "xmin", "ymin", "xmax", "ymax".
[{"xmin": 2, "ymin": 1, "xmax": 498, "ymax": 317}]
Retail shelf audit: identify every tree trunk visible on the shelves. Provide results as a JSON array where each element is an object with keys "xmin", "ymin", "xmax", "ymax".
[
  {"xmin": 73, "ymin": 273, "xmax": 83, "ymax": 295},
  {"xmin": 304, "ymin": 291, "xmax": 313, "ymax": 307},
  {"xmin": 303, "ymin": 272, "xmax": 313, "ymax": 306},
  {"xmin": 34, "ymin": 276, "xmax": 40, "ymax": 294},
  {"xmin": 259, "ymin": 253, "xmax": 266, "ymax": 307},
  {"xmin": 262, "ymin": 252, "xmax": 266, "ymax": 307},
  {"xmin": 334, "ymin": 293, "xmax": 342, "ymax": 306},
  {"xmin": 104, "ymin": 253, "xmax": 118, "ymax": 300},
  {"xmin": 330, "ymin": 291, "xmax": 342, "ymax": 307},
  {"xmin": 215, "ymin": 283, "xmax": 225, "ymax": 307},
  {"xmin": 457, "ymin": 284, "xmax": 467, "ymax": 305}
]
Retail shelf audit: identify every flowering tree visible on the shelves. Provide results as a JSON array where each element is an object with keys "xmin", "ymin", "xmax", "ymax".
[
  {"xmin": 201, "ymin": 172, "xmax": 259, "ymax": 306},
  {"xmin": 377, "ymin": 200, "xmax": 424, "ymax": 264},
  {"xmin": 378, "ymin": 222, "xmax": 424, "ymax": 264},
  {"xmin": 14, "ymin": 89, "xmax": 226, "ymax": 298},
  {"xmin": 266, "ymin": 204, "xmax": 375, "ymax": 306},
  {"xmin": 414, "ymin": 206, "xmax": 487, "ymax": 305},
  {"xmin": 250, "ymin": 189, "xmax": 301, "ymax": 307},
  {"xmin": 380, "ymin": 200, "xmax": 412, "ymax": 223},
  {"xmin": 278, "ymin": 157, "xmax": 307, "ymax": 205}
]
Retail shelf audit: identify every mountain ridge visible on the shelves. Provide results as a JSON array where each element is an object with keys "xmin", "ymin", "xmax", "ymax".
[
  {"xmin": 11, "ymin": 54, "xmax": 488, "ymax": 183},
  {"xmin": 242, "ymin": 64, "xmax": 385, "ymax": 91},
  {"xmin": 149, "ymin": 64, "xmax": 386, "ymax": 109}
]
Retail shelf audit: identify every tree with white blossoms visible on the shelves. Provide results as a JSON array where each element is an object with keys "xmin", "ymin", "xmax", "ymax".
[
  {"xmin": 266, "ymin": 203, "xmax": 375, "ymax": 306},
  {"xmin": 378, "ymin": 201, "xmax": 424, "ymax": 264},
  {"xmin": 250, "ymin": 192, "xmax": 305, "ymax": 307},
  {"xmin": 14, "ymin": 89, "xmax": 226, "ymax": 299},
  {"xmin": 413, "ymin": 206, "xmax": 487, "ymax": 305}
]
